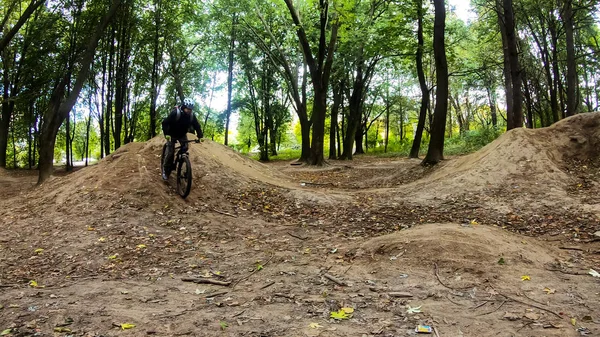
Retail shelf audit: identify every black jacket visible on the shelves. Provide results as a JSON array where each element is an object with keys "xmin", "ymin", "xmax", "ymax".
[{"xmin": 162, "ymin": 107, "xmax": 203, "ymax": 139}]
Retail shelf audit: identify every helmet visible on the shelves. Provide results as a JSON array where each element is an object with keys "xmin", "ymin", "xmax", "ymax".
[{"xmin": 182, "ymin": 98, "xmax": 195, "ymax": 110}]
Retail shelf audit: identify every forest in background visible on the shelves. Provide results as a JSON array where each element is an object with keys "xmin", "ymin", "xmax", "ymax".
[{"xmin": 0, "ymin": 0, "xmax": 599, "ymax": 181}]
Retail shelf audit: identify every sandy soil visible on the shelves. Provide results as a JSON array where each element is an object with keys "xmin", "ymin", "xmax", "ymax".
[{"xmin": 1, "ymin": 113, "xmax": 599, "ymax": 337}]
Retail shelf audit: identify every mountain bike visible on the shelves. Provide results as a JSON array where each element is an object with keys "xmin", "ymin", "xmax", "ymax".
[{"xmin": 161, "ymin": 138, "xmax": 199, "ymax": 199}]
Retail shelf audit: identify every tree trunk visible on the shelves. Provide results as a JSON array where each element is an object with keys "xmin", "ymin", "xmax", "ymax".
[
  {"xmin": 283, "ymin": 0, "xmax": 338, "ymax": 165},
  {"xmin": 410, "ymin": 0, "xmax": 428, "ymax": 159},
  {"xmin": 504, "ymin": 0, "xmax": 522, "ymax": 129},
  {"xmin": 563, "ymin": 0, "xmax": 577, "ymax": 117},
  {"xmin": 149, "ymin": 0, "xmax": 162, "ymax": 139},
  {"xmin": 0, "ymin": 47, "xmax": 10, "ymax": 168},
  {"xmin": 422, "ymin": 0, "xmax": 448, "ymax": 166},
  {"xmin": 38, "ymin": 0, "xmax": 122, "ymax": 183},
  {"xmin": 224, "ymin": 14, "xmax": 236, "ymax": 146},
  {"xmin": 497, "ymin": 0, "xmax": 514, "ymax": 129},
  {"xmin": 384, "ymin": 94, "xmax": 390, "ymax": 153},
  {"xmin": 329, "ymin": 81, "xmax": 342, "ymax": 159}
]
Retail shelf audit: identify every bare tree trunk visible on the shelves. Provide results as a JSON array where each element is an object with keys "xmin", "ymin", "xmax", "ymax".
[
  {"xmin": 149, "ymin": 0, "xmax": 162, "ymax": 139},
  {"xmin": 329, "ymin": 81, "xmax": 342, "ymax": 159},
  {"xmin": 563, "ymin": 0, "xmax": 577, "ymax": 116},
  {"xmin": 422, "ymin": 0, "xmax": 448, "ymax": 166},
  {"xmin": 504, "ymin": 0, "xmax": 522, "ymax": 129},
  {"xmin": 410, "ymin": 0, "xmax": 428, "ymax": 158},
  {"xmin": 224, "ymin": 14, "xmax": 236, "ymax": 146}
]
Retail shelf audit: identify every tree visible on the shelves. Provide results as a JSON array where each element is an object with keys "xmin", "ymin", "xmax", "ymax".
[
  {"xmin": 282, "ymin": 0, "xmax": 338, "ymax": 165},
  {"xmin": 422, "ymin": 0, "xmax": 448, "ymax": 165},
  {"xmin": 38, "ymin": 0, "xmax": 122, "ymax": 183}
]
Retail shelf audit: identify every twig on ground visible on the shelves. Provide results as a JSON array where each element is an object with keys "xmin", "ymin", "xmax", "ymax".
[
  {"xmin": 232, "ymin": 309, "xmax": 246, "ymax": 318},
  {"xmin": 343, "ymin": 265, "xmax": 353, "ymax": 275},
  {"xmin": 260, "ymin": 281, "xmax": 275, "ymax": 289},
  {"xmin": 231, "ymin": 253, "xmax": 275, "ymax": 290},
  {"xmin": 181, "ymin": 278, "xmax": 231, "ymax": 286},
  {"xmin": 477, "ymin": 300, "xmax": 507, "ymax": 316},
  {"xmin": 206, "ymin": 291, "xmax": 229, "ymax": 298},
  {"xmin": 212, "ymin": 208, "xmax": 238, "ymax": 218},
  {"xmin": 433, "ymin": 327, "xmax": 441, "ymax": 337},
  {"xmin": 287, "ymin": 232, "xmax": 307, "ymax": 240},
  {"xmin": 521, "ymin": 292, "xmax": 546, "ymax": 305},
  {"xmin": 434, "ymin": 263, "xmax": 468, "ymax": 290},
  {"xmin": 472, "ymin": 300, "xmax": 490, "ymax": 309},
  {"xmin": 499, "ymin": 293, "xmax": 562, "ymax": 319},
  {"xmin": 558, "ymin": 246, "xmax": 584, "ymax": 251},
  {"xmin": 446, "ymin": 294, "xmax": 465, "ymax": 306},
  {"xmin": 323, "ymin": 273, "xmax": 349, "ymax": 286}
]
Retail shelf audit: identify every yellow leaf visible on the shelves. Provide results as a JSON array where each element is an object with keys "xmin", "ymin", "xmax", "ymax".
[
  {"xmin": 543, "ymin": 287, "xmax": 556, "ymax": 294},
  {"xmin": 309, "ymin": 323, "xmax": 323, "ymax": 329},
  {"xmin": 28, "ymin": 280, "xmax": 42, "ymax": 288},
  {"xmin": 214, "ymin": 271, "xmax": 221, "ymax": 275},
  {"xmin": 136, "ymin": 244, "xmax": 147, "ymax": 249},
  {"xmin": 571, "ymin": 318, "xmax": 576, "ymax": 326},
  {"xmin": 521, "ymin": 275, "xmax": 531, "ymax": 281},
  {"xmin": 87, "ymin": 226, "xmax": 95, "ymax": 231},
  {"xmin": 470, "ymin": 219, "xmax": 479, "ymax": 225},
  {"xmin": 120, "ymin": 323, "xmax": 136, "ymax": 330},
  {"xmin": 149, "ymin": 234, "xmax": 155, "ymax": 238},
  {"xmin": 98, "ymin": 237, "xmax": 106, "ymax": 242},
  {"xmin": 108, "ymin": 254, "xmax": 118, "ymax": 260},
  {"xmin": 34, "ymin": 248, "xmax": 44, "ymax": 255},
  {"xmin": 341, "ymin": 307, "xmax": 354, "ymax": 314},
  {"xmin": 330, "ymin": 309, "xmax": 349, "ymax": 320}
]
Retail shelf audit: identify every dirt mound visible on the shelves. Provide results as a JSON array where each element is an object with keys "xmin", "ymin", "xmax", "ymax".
[
  {"xmin": 406, "ymin": 112, "xmax": 600, "ymax": 199},
  {"xmin": 25, "ymin": 136, "xmax": 296, "ymax": 211}
]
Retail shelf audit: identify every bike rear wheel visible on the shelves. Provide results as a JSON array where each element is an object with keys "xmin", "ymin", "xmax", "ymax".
[{"xmin": 176, "ymin": 155, "xmax": 192, "ymax": 198}]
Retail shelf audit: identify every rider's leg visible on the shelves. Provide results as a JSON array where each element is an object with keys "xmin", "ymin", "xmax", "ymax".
[{"xmin": 163, "ymin": 139, "xmax": 175, "ymax": 179}]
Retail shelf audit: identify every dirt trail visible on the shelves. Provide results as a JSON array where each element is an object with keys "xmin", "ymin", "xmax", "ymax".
[{"xmin": 1, "ymin": 113, "xmax": 600, "ymax": 336}]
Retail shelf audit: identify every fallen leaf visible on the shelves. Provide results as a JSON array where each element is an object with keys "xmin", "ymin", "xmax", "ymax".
[
  {"xmin": 406, "ymin": 305, "xmax": 422, "ymax": 314},
  {"xmin": 524, "ymin": 312, "xmax": 540, "ymax": 320},
  {"xmin": 256, "ymin": 264, "xmax": 263, "ymax": 271},
  {"xmin": 54, "ymin": 327, "xmax": 72, "ymax": 333},
  {"xmin": 589, "ymin": 269, "xmax": 600, "ymax": 278},
  {"xmin": 543, "ymin": 287, "xmax": 556, "ymax": 294},
  {"xmin": 341, "ymin": 307, "xmax": 354, "ymax": 314},
  {"xmin": 29, "ymin": 280, "xmax": 39, "ymax": 288},
  {"xmin": 108, "ymin": 254, "xmax": 118, "ymax": 260},
  {"xmin": 195, "ymin": 289, "xmax": 206, "ymax": 294},
  {"xmin": 87, "ymin": 226, "xmax": 95, "ymax": 231},
  {"xmin": 136, "ymin": 244, "xmax": 147, "ymax": 249},
  {"xmin": 330, "ymin": 309, "xmax": 349, "ymax": 320},
  {"xmin": 1, "ymin": 329, "xmax": 11, "ymax": 336},
  {"xmin": 498, "ymin": 258, "xmax": 505, "ymax": 265},
  {"xmin": 470, "ymin": 219, "xmax": 479, "ymax": 225},
  {"xmin": 98, "ymin": 237, "xmax": 106, "ymax": 242},
  {"xmin": 120, "ymin": 323, "xmax": 136, "ymax": 330},
  {"xmin": 571, "ymin": 318, "xmax": 576, "ymax": 326},
  {"xmin": 309, "ymin": 323, "xmax": 323, "ymax": 329},
  {"xmin": 34, "ymin": 248, "xmax": 44, "ymax": 255},
  {"xmin": 521, "ymin": 275, "xmax": 531, "ymax": 281}
]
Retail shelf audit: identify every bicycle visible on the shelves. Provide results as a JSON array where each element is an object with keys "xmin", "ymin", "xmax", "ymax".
[{"xmin": 161, "ymin": 138, "xmax": 199, "ymax": 199}]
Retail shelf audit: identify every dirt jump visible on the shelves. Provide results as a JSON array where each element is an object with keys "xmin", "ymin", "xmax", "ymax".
[{"xmin": 1, "ymin": 113, "xmax": 599, "ymax": 337}]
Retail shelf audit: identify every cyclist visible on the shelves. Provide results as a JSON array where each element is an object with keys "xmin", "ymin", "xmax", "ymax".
[{"xmin": 161, "ymin": 98, "xmax": 203, "ymax": 180}]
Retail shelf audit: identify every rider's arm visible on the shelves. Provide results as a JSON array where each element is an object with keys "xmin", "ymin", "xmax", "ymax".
[{"xmin": 192, "ymin": 115, "xmax": 204, "ymax": 139}]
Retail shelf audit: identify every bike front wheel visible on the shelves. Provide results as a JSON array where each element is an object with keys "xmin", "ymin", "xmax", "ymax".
[
  {"xmin": 160, "ymin": 143, "xmax": 168, "ymax": 177},
  {"xmin": 176, "ymin": 155, "xmax": 192, "ymax": 198}
]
